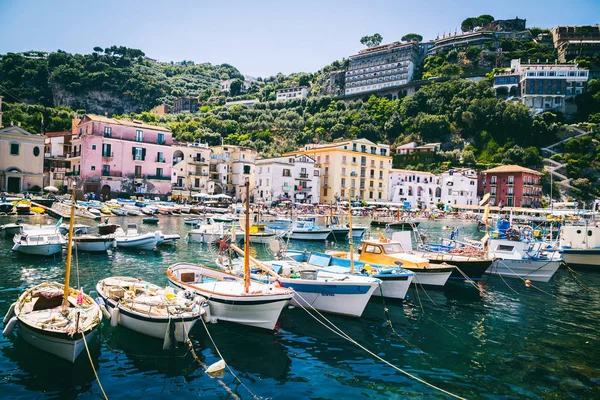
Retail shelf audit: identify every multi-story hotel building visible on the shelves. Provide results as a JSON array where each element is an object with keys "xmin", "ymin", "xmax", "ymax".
[
  {"xmin": 255, "ymin": 154, "xmax": 321, "ymax": 204},
  {"xmin": 276, "ymin": 86, "xmax": 310, "ymax": 101},
  {"xmin": 44, "ymin": 131, "xmax": 73, "ymax": 189},
  {"xmin": 493, "ymin": 59, "xmax": 589, "ymax": 113},
  {"xmin": 68, "ymin": 115, "xmax": 173, "ymax": 198},
  {"xmin": 288, "ymin": 138, "xmax": 392, "ymax": 204},
  {"xmin": 171, "ymin": 142, "xmax": 214, "ymax": 199},
  {"xmin": 388, "ymin": 169, "xmax": 441, "ymax": 208},
  {"xmin": 345, "ymin": 42, "xmax": 419, "ymax": 96},
  {"xmin": 481, "ymin": 165, "xmax": 542, "ymax": 208},
  {"xmin": 551, "ymin": 25, "xmax": 600, "ymax": 62},
  {"xmin": 209, "ymin": 145, "xmax": 256, "ymax": 202},
  {"xmin": 440, "ymin": 168, "xmax": 479, "ymax": 206}
]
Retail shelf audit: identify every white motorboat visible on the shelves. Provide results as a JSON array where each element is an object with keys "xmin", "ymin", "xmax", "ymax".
[
  {"xmin": 96, "ymin": 277, "xmax": 205, "ymax": 342},
  {"xmin": 167, "ymin": 263, "xmax": 293, "ymax": 330},
  {"xmin": 277, "ymin": 218, "xmax": 332, "ymax": 241},
  {"xmin": 58, "ymin": 223, "xmax": 90, "ymax": 235},
  {"xmin": 219, "ymin": 257, "xmax": 381, "ymax": 317},
  {"xmin": 115, "ymin": 224, "xmax": 160, "ymax": 251},
  {"xmin": 187, "ymin": 219, "xmax": 225, "ymax": 244},
  {"xmin": 2, "ymin": 185, "xmax": 102, "ymax": 362},
  {"xmin": 12, "ymin": 229, "xmax": 66, "ymax": 256},
  {"xmin": 158, "ymin": 233, "xmax": 181, "ymax": 246},
  {"xmin": 73, "ymin": 234, "xmax": 116, "ymax": 252},
  {"xmin": 244, "ymin": 224, "xmax": 277, "ymax": 244},
  {"xmin": 180, "ymin": 206, "xmax": 191, "ymax": 214},
  {"xmin": 1, "ymin": 220, "xmax": 26, "ymax": 237},
  {"xmin": 486, "ymin": 238, "xmax": 562, "ymax": 282},
  {"xmin": 184, "ymin": 218, "xmax": 202, "ymax": 226},
  {"xmin": 559, "ymin": 224, "xmax": 600, "ymax": 269},
  {"xmin": 141, "ymin": 206, "xmax": 157, "ymax": 216}
]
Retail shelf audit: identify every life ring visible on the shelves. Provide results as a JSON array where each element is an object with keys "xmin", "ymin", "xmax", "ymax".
[{"xmin": 506, "ymin": 227, "xmax": 520, "ymax": 241}]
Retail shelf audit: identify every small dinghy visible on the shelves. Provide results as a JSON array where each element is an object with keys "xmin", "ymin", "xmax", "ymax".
[
  {"xmin": 115, "ymin": 224, "xmax": 160, "ymax": 251},
  {"xmin": 96, "ymin": 277, "xmax": 205, "ymax": 342},
  {"xmin": 142, "ymin": 217, "xmax": 159, "ymax": 224},
  {"xmin": 73, "ymin": 234, "xmax": 116, "ymax": 252}
]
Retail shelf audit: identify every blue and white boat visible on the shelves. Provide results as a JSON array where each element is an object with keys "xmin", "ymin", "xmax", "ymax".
[{"xmin": 274, "ymin": 217, "xmax": 332, "ymax": 241}]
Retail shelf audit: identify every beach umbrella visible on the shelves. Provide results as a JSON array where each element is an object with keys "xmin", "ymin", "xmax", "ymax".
[
  {"xmin": 215, "ymin": 194, "xmax": 231, "ymax": 199},
  {"xmin": 44, "ymin": 186, "xmax": 59, "ymax": 193}
]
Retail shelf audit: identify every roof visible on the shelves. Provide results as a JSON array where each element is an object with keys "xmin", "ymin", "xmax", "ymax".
[
  {"xmin": 45, "ymin": 131, "xmax": 73, "ymax": 138},
  {"xmin": 483, "ymin": 165, "xmax": 542, "ymax": 175},
  {"xmin": 79, "ymin": 114, "xmax": 171, "ymax": 132}
]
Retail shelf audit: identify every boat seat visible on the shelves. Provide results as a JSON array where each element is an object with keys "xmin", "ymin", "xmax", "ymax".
[
  {"xmin": 32, "ymin": 292, "xmax": 63, "ymax": 311},
  {"xmin": 308, "ymin": 253, "xmax": 332, "ymax": 268},
  {"xmin": 180, "ymin": 272, "xmax": 196, "ymax": 283}
]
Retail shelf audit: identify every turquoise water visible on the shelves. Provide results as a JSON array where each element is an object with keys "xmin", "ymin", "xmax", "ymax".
[{"xmin": 0, "ymin": 215, "xmax": 599, "ymax": 399}]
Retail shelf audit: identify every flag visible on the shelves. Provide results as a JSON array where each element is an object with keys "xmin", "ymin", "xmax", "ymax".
[
  {"xmin": 483, "ymin": 204, "xmax": 490, "ymax": 228},
  {"xmin": 55, "ymin": 217, "xmax": 63, "ymax": 228}
]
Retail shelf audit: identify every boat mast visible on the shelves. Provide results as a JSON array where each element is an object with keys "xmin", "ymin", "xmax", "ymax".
[
  {"xmin": 348, "ymin": 192, "xmax": 354, "ymax": 274},
  {"xmin": 62, "ymin": 182, "xmax": 76, "ymax": 311},
  {"xmin": 244, "ymin": 181, "xmax": 250, "ymax": 293}
]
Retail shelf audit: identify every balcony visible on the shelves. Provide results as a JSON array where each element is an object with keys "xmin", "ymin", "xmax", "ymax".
[
  {"xmin": 190, "ymin": 156, "xmax": 207, "ymax": 164},
  {"xmin": 101, "ymin": 171, "xmax": 122, "ymax": 177},
  {"xmin": 350, "ymin": 172, "xmax": 357, "ymax": 177},
  {"xmin": 296, "ymin": 186, "xmax": 312, "ymax": 191},
  {"xmin": 156, "ymin": 156, "xmax": 166, "ymax": 163},
  {"xmin": 102, "ymin": 152, "xmax": 114, "ymax": 159},
  {"xmin": 66, "ymin": 171, "xmax": 80, "ymax": 177},
  {"xmin": 299, "ymin": 173, "xmax": 309, "ymax": 179},
  {"xmin": 147, "ymin": 175, "xmax": 171, "ymax": 181}
]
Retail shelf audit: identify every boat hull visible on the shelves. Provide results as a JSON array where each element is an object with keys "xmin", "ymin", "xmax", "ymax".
[
  {"xmin": 420, "ymin": 256, "xmax": 491, "ymax": 282},
  {"xmin": 12, "ymin": 243, "xmax": 63, "ymax": 256},
  {"xmin": 405, "ymin": 267, "xmax": 452, "ymax": 287},
  {"xmin": 116, "ymin": 236, "xmax": 158, "ymax": 250},
  {"xmin": 562, "ymin": 249, "xmax": 600, "ymax": 269},
  {"xmin": 248, "ymin": 234, "xmax": 276, "ymax": 244},
  {"xmin": 370, "ymin": 274, "xmax": 413, "ymax": 299},
  {"xmin": 188, "ymin": 232, "xmax": 221, "ymax": 243},
  {"xmin": 485, "ymin": 259, "xmax": 562, "ymax": 282},
  {"xmin": 287, "ymin": 230, "xmax": 331, "ymax": 241},
  {"xmin": 74, "ymin": 239, "xmax": 115, "ymax": 252},
  {"xmin": 17, "ymin": 321, "xmax": 96, "ymax": 363}
]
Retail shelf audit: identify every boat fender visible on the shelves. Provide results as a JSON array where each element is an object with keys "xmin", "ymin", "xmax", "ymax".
[
  {"xmin": 3, "ymin": 302, "xmax": 16, "ymax": 324},
  {"xmin": 95, "ymin": 297, "xmax": 111, "ymax": 319},
  {"xmin": 524, "ymin": 279, "xmax": 532, "ymax": 287},
  {"xmin": 201, "ymin": 303, "xmax": 211, "ymax": 323},
  {"xmin": 110, "ymin": 307, "xmax": 120, "ymax": 327},
  {"xmin": 206, "ymin": 359, "xmax": 226, "ymax": 376},
  {"xmin": 2, "ymin": 316, "xmax": 17, "ymax": 337}
]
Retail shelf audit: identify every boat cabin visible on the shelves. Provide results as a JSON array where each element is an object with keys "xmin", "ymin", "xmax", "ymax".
[
  {"xmin": 356, "ymin": 239, "xmax": 430, "ymax": 268},
  {"xmin": 560, "ymin": 225, "xmax": 600, "ymax": 250}
]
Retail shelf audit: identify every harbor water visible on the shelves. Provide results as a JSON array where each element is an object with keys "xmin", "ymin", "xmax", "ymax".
[{"xmin": 0, "ymin": 215, "xmax": 599, "ymax": 399}]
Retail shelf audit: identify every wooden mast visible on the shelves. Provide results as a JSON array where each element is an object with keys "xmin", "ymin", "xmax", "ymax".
[
  {"xmin": 62, "ymin": 182, "xmax": 76, "ymax": 311},
  {"xmin": 348, "ymin": 192, "xmax": 354, "ymax": 274},
  {"xmin": 243, "ymin": 181, "xmax": 250, "ymax": 293}
]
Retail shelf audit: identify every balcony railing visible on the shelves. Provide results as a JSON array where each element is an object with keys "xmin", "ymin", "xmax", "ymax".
[
  {"xmin": 299, "ymin": 173, "xmax": 309, "ymax": 178},
  {"xmin": 350, "ymin": 172, "xmax": 357, "ymax": 177},
  {"xmin": 147, "ymin": 175, "xmax": 171, "ymax": 181},
  {"xmin": 102, "ymin": 152, "xmax": 114, "ymax": 158},
  {"xmin": 101, "ymin": 171, "xmax": 122, "ymax": 177},
  {"xmin": 156, "ymin": 157, "xmax": 166, "ymax": 163},
  {"xmin": 66, "ymin": 171, "xmax": 80, "ymax": 176}
]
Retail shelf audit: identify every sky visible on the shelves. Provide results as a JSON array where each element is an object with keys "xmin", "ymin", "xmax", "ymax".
[{"xmin": 0, "ymin": 0, "xmax": 598, "ymax": 77}]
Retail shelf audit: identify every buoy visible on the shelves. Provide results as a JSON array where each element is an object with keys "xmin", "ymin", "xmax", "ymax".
[
  {"xmin": 110, "ymin": 307, "xmax": 120, "ymax": 327},
  {"xmin": 2, "ymin": 316, "xmax": 18, "ymax": 337},
  {"xmin": 3, "ymin": 302, "xmax": 16, "ymax": 324},
  {"xmin": 201, "ymin": 303, "xmax": 211, "ymax": 323},
  {"xmin": 206, "ymin": 359, "xmax": 226, "ymax": 375},
  {"xmin": 524, "ymin": 279, "xmax": 532, "ymax": 287}
]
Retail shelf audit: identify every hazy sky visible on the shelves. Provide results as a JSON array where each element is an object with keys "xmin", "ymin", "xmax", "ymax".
[{"xmin": 0, "ymin": 0, "xmax": 598, "ymax": 77}]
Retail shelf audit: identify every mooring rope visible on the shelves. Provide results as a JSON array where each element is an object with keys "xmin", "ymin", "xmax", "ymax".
[
  {"xmin": 81, "ymin": 326, "xmax": 108, "ymax": 400},
  {"xmin": 567, "ymin": 267, "xmax": 600, "ymax": 293},
  {"xmin": 293, "ymin": 291, "xmax": 467, "ymax": 400},
  {"xmin": 496, "ymin": 260, "xmax": 558, "ymax": 298}
]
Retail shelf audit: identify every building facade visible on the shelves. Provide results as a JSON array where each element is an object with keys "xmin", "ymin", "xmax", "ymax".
[
  {"xmin": 551, "ymin": 25, "xmax": 600, "ymax": 62},
  {"xmin": 392, "ymin": 142, "xmax": 441, "ymax": 167},
  {"xmin": 0, "ymin": 125, "xmax": 45, "ymax": 193},
  {"xmin": 150, "ymin": 104, "xmax": 170, "ymax": 115},
  {"xmin": 345, "ymin": 42, "xmax": 419, "ymax": 96},
  {"xmin": 481, "ymin": 165, "xmax": 542, "ymax": 208},
  {"xmin": 276, "ymin": 86, "xmax": 309, "ymax": 101},
  {"xmin": 171, "ymin": 97, "xmax": 198, "ymax": 114},
  {"xmin": 493, "ymin": 59, "xmax": 589, "ymax": 113},
  {"xmin": 43, "ymin": 131, "xmax": 73, "ymax": 189},
  {"xmin": 388, "ymin": 169, "xmax": 441, "ymax": 208},
  {"xmin": 171, "ymin": 142, "xmax": 213, "ymax": 199},
  {"xmin": 289, "ymin": 138, "xmax": 392, "ymax": 204},
  {"xmin": 255, "ymin": 154, "xmax": 321, "ymax": 204},
  {"xmin": 67, "ymin": 115, "xmax": 173, "ymax": 198},
  {"xmin": 209, "ymin": 145, "xmax": 256, "ymax": 202},
  {"xmin": 440, "ymin": 168, "xmax": 479, "ymax": 206}
]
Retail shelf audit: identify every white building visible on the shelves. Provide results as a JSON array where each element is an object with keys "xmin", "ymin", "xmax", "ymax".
[
  {"xmin": 255, "ymin": 154, "xmax": 320, "ymax": 204},
  {"xmin": 388, "ymin": 169, "xmax": 441, "ymax": 209},
  {"xmin": 171, "ymin": 142, "xmax": 214, "ymax": 199},
  {"xmin": 220, "ymin": 79, "xmax": 250, "ymax": 94},
  {"xmin": 440, "ymin": 168, "xmax": 479, "ymax": 206},
  {"xmin": 276, "ymin": 86, "xmax": 309, "ymax": 101}
]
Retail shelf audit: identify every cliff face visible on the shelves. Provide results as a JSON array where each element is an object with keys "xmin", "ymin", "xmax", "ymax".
[
  {"xmin": 313, "ymin": 71, "xmax": 346, "ymax": 97},
  {"xmin": 51, "ymin": 82, "xmax": 141, "ymax": 114}
]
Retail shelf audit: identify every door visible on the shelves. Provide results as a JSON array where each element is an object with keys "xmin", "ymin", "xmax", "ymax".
[
  {"xmin": 7, "ymin": 177, "xmax": 20, "ymax": 193},
  {"xmin": 102, "ymin": 185, "xmax": 111, "ymax": 201}
]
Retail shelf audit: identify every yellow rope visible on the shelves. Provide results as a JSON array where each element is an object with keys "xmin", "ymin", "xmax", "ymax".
[
  {"xmin": 293, "ymin": 291, "xmax": 467, "ymax": 400},
  {"xmin": 567, "ymin": 267, "xmax": 600, "ymax": 293},
  {"xmin": 82, "ymin": 329, "xmax": 108, "ymax": 400}
]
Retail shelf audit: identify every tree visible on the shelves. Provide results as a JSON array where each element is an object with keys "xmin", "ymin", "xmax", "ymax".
[
  {"xmin": 401, "ymin": 33, "xmax": 423, "ymax": 42},
  {"xmin": 93, "ymin": 46, "xmax": 103, "ymax": 53},
  {"xmin": 416, "ymin": 114, "xmax": 451, "ymax": 142},
  {"xmin": 360, "ymin": 33, "xmax": 383, "ymax": 48},
  {"xmin": 229, "ymin": 79, "xmax": 243, "ymax": 97}
]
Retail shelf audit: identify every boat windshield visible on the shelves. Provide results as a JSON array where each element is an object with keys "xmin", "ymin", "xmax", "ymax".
[{"xmin": 382, "ymin": 243, "xmax": 404, "ymax": 253}]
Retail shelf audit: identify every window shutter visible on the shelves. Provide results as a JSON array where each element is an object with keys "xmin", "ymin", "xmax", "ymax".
[
  {"xmin": 132, "ymin": 147, "xmax": 136, "ymax": 159},
  {"xmin": 107, "ymin": 144, "xmax": 111, "ymax": 154},
  {"xmin": 142, "ymin": 148, "xmax": 146, "ymax": 160}
]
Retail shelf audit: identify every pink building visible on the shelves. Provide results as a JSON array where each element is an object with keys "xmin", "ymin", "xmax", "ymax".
[{"xmin": 68, "ymin": 115, "xmax": 173, "ymax": 199}]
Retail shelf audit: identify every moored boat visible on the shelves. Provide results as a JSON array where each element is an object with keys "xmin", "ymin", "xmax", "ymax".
[
  {"xmin": 115, "ymin": 224, "xmax": 160, "ymax": 251},
  {"xmin": 73, "ymin": 234, "xmax": 116, "ymax": 252},
  {"xmin": 12, "ymin": 229, "xmax": 66, "ymax": 256},
  {"xmin": 559, "ymin": 224, "xmax": 600, "ymax": 269}
]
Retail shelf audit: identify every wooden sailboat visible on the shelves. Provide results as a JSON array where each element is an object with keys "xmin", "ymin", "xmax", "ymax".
[
  {"xmin": 2, "ymin": 184, "xmax": 102, "ymax": 363},
  {"xmin": 167, "ymin": 182, "xmax": 294, "ymax": 330}
]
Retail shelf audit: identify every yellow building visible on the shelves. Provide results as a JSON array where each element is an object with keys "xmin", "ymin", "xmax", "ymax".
[
  {"xmin": 288, "ymin": 138, "xmax": 392, "ymax": 203},
  {"xmin": 171, "ymin": 142, "xmax": 213, "ymax": 199},
  {"xmin": 0, "ymin": 124, "xmax": 45, "ymax": 193},
  {"xmin": 209, "ymin": 145, "xmax": 256, "ymax": 202}
]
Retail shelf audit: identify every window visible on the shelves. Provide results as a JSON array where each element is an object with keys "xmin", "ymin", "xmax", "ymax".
[
  {"xmin": 243, "ymin": 165, "xmax": 251, "ymax": 175},
  {"xmin": 342, "ymin": 156, "xmax": 347, "ymax": 164},
  {"xmin": 133, "ymin": 147, "xmax": 145, "ymax": 161},
  {"xmin": 342, "ymin": 167, "xmax": 346, "ymax": 175},
  {"xmin": 364, "ymin": 245, "xmax": 382, "ymax": 254},
  {"xmin": 33, "ymin": 146, "xmax": 40, "ymax": 157},
  {"xmin": 508, "ymin": 175, "xmax": 514, "ymax": 184},
  {"xmin": 92, "ymin": 145, "xmax": 97, "ymax": 150},
  {"xmin": 341, "ymin": 178, "xmax": 346, "ymax": 187},
  {"xmin": 102, "ymin": 143, "xmax": 112, "ymax": 157},
  {"xmin": 104, "ymin": 127, "xmax": 112, "ymax": 138},
  {"xmin": 136, "ymin": 130, "xmax": 143, "ymax": 142},
  {"xmin": 135, "ymin": 166, "xmax": 142, "ymax": 178},
  {"xmin": 157, "ymin": 133, "xmax": 165, "ymax": 145},
  {"xmin": 10, "ymin": 143, "xmax": 19, "ymax": 155},
  {"xmin": 491, "ymin": 176, "xmax": 497, "ymax": 184},
  {"xmin": 102, "ymin": 165, "xmax": 110, "ymax": 176},
  {"xmin": 380, "ymin": 160, "xmax": 383, "ymax": 168},
  {"xmin": 156, "ymin": 168, "xmax": 163, "ymax": 177},
  {"xmin": 282, "ymin": 169, "xmax": 291, "ymax": 177},
  {"xmin": 325, "ymin": 155, "xmax": 330, "ymax": 163},
  {"xmin": 91, "ymin": 166, "xmax": 96, "ymax": 171}
]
